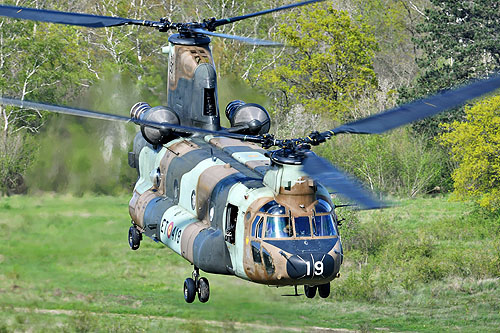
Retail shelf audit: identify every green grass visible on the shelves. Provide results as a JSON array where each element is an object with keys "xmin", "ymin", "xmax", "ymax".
[{"xmin": 0, "ymin": 194, "xmax": 499, "ymax": 332}]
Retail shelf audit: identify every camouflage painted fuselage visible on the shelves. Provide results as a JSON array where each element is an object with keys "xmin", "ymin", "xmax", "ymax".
[
  {"xmin": 129, "ymin": 133, "xmax": 343, "ymax": 286},
  {"xmin": 128, "ymin": 34, "xmax": 342, "ymax": 287}
]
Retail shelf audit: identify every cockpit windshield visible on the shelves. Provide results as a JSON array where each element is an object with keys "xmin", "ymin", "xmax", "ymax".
[
  {"xmin": 265, "ymin": 216, "xmax": 292, "ymax": 238},
  {"xmin": 294, "ymin": 216, "xmax": 311, "ymax": 237},
  {"xmin": 253, "ymin": 199, "xmax": 338, "ymax": 239}
]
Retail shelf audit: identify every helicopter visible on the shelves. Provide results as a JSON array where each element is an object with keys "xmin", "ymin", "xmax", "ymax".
[{"xmin": 1, "ymin": 0, "xmax": 500, "ymax": 304}]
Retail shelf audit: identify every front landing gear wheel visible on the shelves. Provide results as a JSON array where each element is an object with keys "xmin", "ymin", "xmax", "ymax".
[
  {"xmin": 184, "ymin": 278, "xmax": 196, "ymax": 303},
  {"xmin": 304, "ymin": 285, "xmax": 317, "ymax": 298},
  {"xmin": 128, "ymin": 226, "xmax": 141, "ymax": 250},
  {"xmin": 197, "ymin": 277, "xmax": 210, "ymax": 303},
  {"xmin": 318, "ymin": 282, "xmax": 330, "ymax": 298}
]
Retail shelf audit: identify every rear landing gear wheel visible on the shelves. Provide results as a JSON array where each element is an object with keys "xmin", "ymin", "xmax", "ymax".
[
  {"xmin": 128, "ymin": 226, "xmax": 141, "ymax": 250},
  {"xmin": 304, "ymin": 285, "xmax": 317, "ymax": 298},
  {"xmin": 197, "ymin": 277, "xmax": 210, "ymax": 303},
  {"xmin": 184, "ymin": 278, "xmax": 196, "ymax": 303},
  {"xmin": 318, "ymin": 282, "xmax": 330, "ymax": 298}
]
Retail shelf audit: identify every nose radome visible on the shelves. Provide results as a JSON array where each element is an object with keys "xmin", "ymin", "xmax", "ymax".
[{"xmin": 286, "ymin": 253, "xmax": 335, "ymax": 280}]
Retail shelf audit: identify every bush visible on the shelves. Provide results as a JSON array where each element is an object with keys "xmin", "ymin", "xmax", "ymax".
[
  {"xmin": 333, "ymin": 266, "xmax": 392, "ymax": 301},
  {"xmin": 317, "ymin": 128, "xmax": 448, "ymax": 198},
  {"xmin": 439, "ymin": 95, "xmax": 500, "ymax": 211},
  {"xmin": 0, "ymin": 132, "xmax": 37, "ymax": 196}
]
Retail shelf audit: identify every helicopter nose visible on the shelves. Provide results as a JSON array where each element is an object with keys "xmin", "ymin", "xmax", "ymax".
[{"xmin": 286, "ymin": 253, "xmax": 335, "ymax": 280}]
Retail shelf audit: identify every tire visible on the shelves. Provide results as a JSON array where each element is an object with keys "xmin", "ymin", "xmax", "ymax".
[
  {"xmin": 128, "ymin": 226, "xmax": 141, "ymax": 250},
  {"xmin": 197, "ymin": 277, "xmax": 210, "ymax": 303},
  {"xmin": 318, "ymin": 282, "xmax": 330, "ymax": 298},
  {"xmin": 304, "ymin": 285, "xmax": 317, "ymax": 298},
  {"xmin": 184, "ymin": 278, "xmax": 196, "ymax": 303}
]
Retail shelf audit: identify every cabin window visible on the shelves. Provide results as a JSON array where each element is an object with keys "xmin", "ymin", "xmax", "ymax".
[
  {"xmin": 265, "ymin": 216, "xmax": 292, "ymax": 238},
  {"xmin": 225, "ymin": 204, "xmax": 238, "ymax": 244},
  {"xmin": 294, "ymin": 216, "xmax": 311, "ymax": 237},
  {"xmin": 313, "ymin": 214, "xmax": 337, "ymax": 236}
]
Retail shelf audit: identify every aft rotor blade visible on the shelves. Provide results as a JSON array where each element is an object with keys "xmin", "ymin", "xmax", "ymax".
[
  {"xmin": 329, "ymin": 74, "xmax": 500, "ymax": 135},
  {"xmin": 192, "ymin": 28, "xmax": 281, "ymax": 46},
  {"xmin": 0, "ymin": 97, "xmax": 264, "ymax": 143},
  {"xmin": 211, "ymin": 0, "xmax": 326, "ymax": 29},
  {"xmin": 302, "ymin": 152, "xmax": 387, "ymax": 210},
  {"xmin": 0, "ymin": 5, "xmax": 159, "ymax": 28}
]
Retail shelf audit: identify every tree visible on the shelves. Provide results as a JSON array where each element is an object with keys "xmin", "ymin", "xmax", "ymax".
[
  {"xmin": 0, "ymin": 0, "xmax": 174, "ymax": 195},
  {"xmin": 0, "ymin": 10, "xmax": 92, "ymax": 195},
  {"xmin": 400, "ymin": 0, "xmax": 500, "ymax": 137},
  {"xmin": 255, "ymin": 2, "xmax": 379, "ymax": 121},
  {"xmin": 439, "ymin": 95, "xmax": 500, "ymax": 211},
  {"xmin": 345, "ymin": 0, "xmax": 427, "ymax": 90}
]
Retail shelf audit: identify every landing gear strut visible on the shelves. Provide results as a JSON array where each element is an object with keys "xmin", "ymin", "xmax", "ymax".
[
  {"xmin": 184, "ymin": 267, "xmax": 210, "ymax": 303},
  {"xmin": 128, "ymin": 224, "xmax": 142, "ymax": 250}
]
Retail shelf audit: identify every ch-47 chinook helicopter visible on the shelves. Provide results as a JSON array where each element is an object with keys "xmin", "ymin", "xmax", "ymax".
[{"xmin": 1, "ymin": 0, "xmax": 500, "ymax": 304}]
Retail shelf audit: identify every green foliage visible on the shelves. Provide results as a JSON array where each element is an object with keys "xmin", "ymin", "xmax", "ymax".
[
  {"xmin": 0, "ymin": 6, "xmax": 95, "ymax": 194},
  {"xmin": 0, "ymin": 133, "xmax": 37, "ymax": 195},
  {"xmin": 0, "ymin": 3, "xmax": 94, "ymax": 194},
  {"xmin": 417, "ymin": 0, "xmax": 500, "ymax": 82},
  {"xmin": 26, "ymin": 73, "xmax": 140, "ymax": 195},
  {"xmin": 336, "ymin": 195, "xmax": 500, "ymax": 301},
  {"xmin": 257, "ymin": 2, "xmax": 378, "ymax": 120},
  {"xmin": 347, "ymin": 0, "xmax": 422, "ymax": 89},
  {"xmin": 317, "ymin": 128, "xmax": 446, "ymax": 196},
  {"xmin": 400, "ymin": 0, "xmax": 500, "ymax": 138},
  {"xmin": 439, "ymin": 95, "xmax": 500, "ymax": 211}
]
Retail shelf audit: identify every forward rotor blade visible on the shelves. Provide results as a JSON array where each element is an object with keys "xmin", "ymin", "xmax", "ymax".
[
  {"xmin": 330, "ymin": 74, "xmax": 500, "ymax": 135},
  {"xmin": 302, "ymin": 152, "xmax": 386, "ymax": 210},
  {"xmin": 0, "ymin": 97, "xmax": 263, "ymax": 143},
  {"xmin": 0, "ymin": 97, "xmax": 133, "ymax": 122},
  {"xmin": 192, "ymin": 28, "xmax": 281, "ymax": 46},
  {"xmin": 211, "ymin": 0, "xmax": 326, "ymax": 29},
  {"xmin": 0, "ymin": 5, "xmax": 158, "ymax": 28}
]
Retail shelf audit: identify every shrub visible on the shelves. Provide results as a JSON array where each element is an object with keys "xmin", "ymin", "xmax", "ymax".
[
  {"xmin": 439, "ymin": 95, "xmax": 500, "ymax": 211},
  {"xmin": 317, "ymin": 128, "xmax": 447, "ymax": 198}
]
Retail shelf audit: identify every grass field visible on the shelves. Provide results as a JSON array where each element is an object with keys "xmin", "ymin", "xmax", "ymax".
[{"xmin": 0, "ymin": 194, "xmax": 499, "ymax": 332}]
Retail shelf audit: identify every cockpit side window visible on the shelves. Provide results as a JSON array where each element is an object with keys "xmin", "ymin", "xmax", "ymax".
[
  {"xmin": 256, "ymin": 219, "xmax": 263, "ymax": 238},
  {"xmin": 265, "ymin": 216, "xmax": 292, "ymax": 238},
  {"xmin": 294, "ymin": 216, "xmax": 311, "ymax": 237},
  {"xmin": 315, "ymin": 199, "xmax": 332, "ymax": 213},
  {"xmin": 313, "ymin": 214, "xmax": 337, "ymax": 236},
  {"xmin": 251, "ymin": 216, "xmax": 261, "ymax": 237}
]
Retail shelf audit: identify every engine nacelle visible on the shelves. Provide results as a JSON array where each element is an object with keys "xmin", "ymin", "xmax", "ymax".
[
  {"xmin": 225, "ymin": 100, "xmax": 271, "ymax": 135},
  {"xmin": 130, "ymin": 102, "xmax": 180, "ymax": 145}
]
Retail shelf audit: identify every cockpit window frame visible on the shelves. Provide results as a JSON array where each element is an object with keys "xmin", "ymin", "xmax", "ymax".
[{"xmin": 251, "ymin": 199, "xmax": 338, "ymax": 240}]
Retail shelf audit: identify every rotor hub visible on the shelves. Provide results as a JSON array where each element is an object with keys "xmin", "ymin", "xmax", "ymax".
[
  {"xmin": 270, "ymin": 148, "xmax": 306, "ymax": 165},
  {"xmin": 168, "ymin": 34, "xmax": 211, "ymax": 46}
]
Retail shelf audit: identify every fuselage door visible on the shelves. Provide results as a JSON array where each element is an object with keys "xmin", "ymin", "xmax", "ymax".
[{"xmin": 225, "ymin": 204, "xmax": 238, "ymax": 244}]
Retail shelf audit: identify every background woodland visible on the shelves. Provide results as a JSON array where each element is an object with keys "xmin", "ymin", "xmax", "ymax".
[{"xmin": 0, "ymin": 0, "xmax": 499, "ymax": 211}]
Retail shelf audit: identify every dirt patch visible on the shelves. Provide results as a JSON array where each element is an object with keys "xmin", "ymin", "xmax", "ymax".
[{"xmin": 9, "ymin": 306, "xmax": 354, "ymax": 332}]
